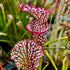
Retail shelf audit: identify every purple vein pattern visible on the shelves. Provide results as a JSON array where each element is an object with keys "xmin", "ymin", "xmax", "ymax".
[{"xmin": 11, "ymin": 3, "xmax": 50, "ymax": 70}]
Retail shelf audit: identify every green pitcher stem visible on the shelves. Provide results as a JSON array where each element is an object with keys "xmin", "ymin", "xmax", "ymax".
[
  {"xmin": 44, "ymin": 50, "xmax": 58, "ymax": 70},
  {"xmin": 18, "ymin": 68, "xmax": 20, "ymax": 70},
  {"xmin": 62, "ymin": 57, "xmax": 67, "ymax": 70},
  {"xmin": 37, "ymin": 57, "xmax": 43, "ymax": 70}
]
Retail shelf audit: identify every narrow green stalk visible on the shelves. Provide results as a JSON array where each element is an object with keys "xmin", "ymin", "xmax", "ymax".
[
  {"xmin": 48, "ymin": 12, "xmax": 57, "ymax": 20},
  {"xmin": 7, "ymin": 0, "xmax": 12, "ymax": 14},
  {"xmin": 42, "ymin": 62, "xmax": 49, "ymax": 70},
  {"xmin": 62, "ymin": 57, "xmax": 67, "ymax": 70},
  {"xmin": 0, "ymin": 15, "xmax": 3, "ymax": 28},
  {"xmin": 12, "ymin": 19, "xmax": 18, "ymax": 38},
  {"xmin": 44, "ymin": 50, "xmax": 58, "ymax": 70},
  {"xmin": 65, "ymin": 60, "xmax": 68, "ymax": 70},
  {"xmin": 3, "ymin": 19, "xmax": 12, "ymax": 32},
  {"xmin": 37, "ymin": 0, "xmax": 41, "ymax": 7},
  {"xmin": 37, "ymin": 57, "xmax": 43, "ymax": 70},
  {"xmin": 0, "ymin": 4, "xmax": 6, "ymax": 25},
  {"xmin": 44, "ymin": 0, "xmax": 53, "ymax": 8},
  {"xmin": 23, "ymin": 0, "xmax": 27, "ymax": 4},
  {"xmin": 19, "ymin": 31, "xmax": 28, "ymax": 40},
  {"xmin": 18, "ymin": 68, "xmax": 20, "ymax": 70}
]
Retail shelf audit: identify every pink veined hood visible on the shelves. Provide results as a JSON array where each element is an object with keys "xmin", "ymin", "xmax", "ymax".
[
  {"xmin": 18, "ymin": 4, "xmax": 50, "ymax": 33},
  {"xmin": 11, "ymin": 39, "xmax": 43, "ymax": 70}
]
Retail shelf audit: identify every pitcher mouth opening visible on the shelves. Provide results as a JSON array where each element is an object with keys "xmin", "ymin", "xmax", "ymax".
[{"xmin": 26, "ymin": 20, "xmax": 49, "ymax": 34}]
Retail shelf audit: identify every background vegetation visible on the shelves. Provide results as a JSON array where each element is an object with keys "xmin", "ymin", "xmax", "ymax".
[{"xmin": 0, "ymin": 0, "xmax": 70, "ymax": 70}]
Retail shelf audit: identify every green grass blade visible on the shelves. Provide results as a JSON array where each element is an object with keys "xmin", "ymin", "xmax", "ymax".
[
  {"xmin": 0, "ymin": 15, "xmax": 4, "ymax": 29},
  {"xmin": 7, "ymin": 0, "xmax": 12, "ymax": 14},
  {"xmin": 23, "ymin": 0, "xmax": 27, "ymax": 4},
  {"xmin": 19, "ymin": 31, "xmax": 28, "ymax": 40},
  {"xmin": 44, "ymin": 36, "xmax": 68, "ymax": 46},
  {"xmin": 37, "ymin": 0, "xmax": 41, "ymax": 7},
  {"xmin": 3, "ymin": 19, "xmax": 12, "ymax": 32},
  {"xmin": 0, "ymin": 40, "xmax": 12, "ymax": 42},
  {"xmin": 42, "ymin": 62, "xmax": 49, "ymax": 70},
  {"xmin": 0, "ymin": 3, "xmax": 6, "ymax": 25}
]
